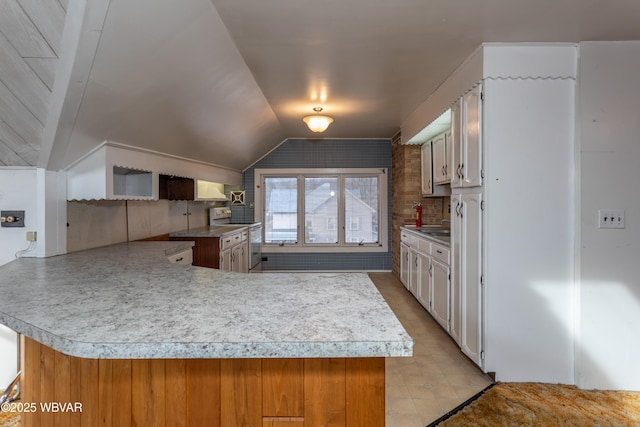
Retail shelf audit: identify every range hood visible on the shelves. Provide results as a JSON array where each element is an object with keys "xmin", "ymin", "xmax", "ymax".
[{"xmin": 195, "ymin": 179, "xmax": 228, "ymax": 201}]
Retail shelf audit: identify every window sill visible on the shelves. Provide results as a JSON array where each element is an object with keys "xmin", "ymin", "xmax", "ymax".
[{"xmin": 262, "ymin": 244, "xmax": 388, "ymax": 253}]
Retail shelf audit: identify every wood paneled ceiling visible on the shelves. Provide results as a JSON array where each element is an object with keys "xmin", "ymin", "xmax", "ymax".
[
  {"xmin": 1, "ymin": 0, "xmax": 640, "ymax": 172},
  {"xmin": 0, "ymin": 0, "xmax": 65, "ymax": 166}
]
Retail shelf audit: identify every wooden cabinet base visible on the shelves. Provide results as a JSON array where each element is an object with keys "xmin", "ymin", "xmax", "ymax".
[{"xmin": 21, "ymin": 337, "xmax": 385, "ymax": 426}]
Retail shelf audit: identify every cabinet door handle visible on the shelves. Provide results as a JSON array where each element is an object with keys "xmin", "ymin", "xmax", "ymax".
[
  {"xmin": 429, "ymin": 264, "xmax": 433, "ymax": 275},
  {"xmin": 436, "ymin": 250, "xmax": 442, "ymax": 254},
  {"xmin": 442, "ymin": 165, "xmax": 446, "ymax": 176},
  {"xmin": 415, "ymin": 257, "xmax": 418, "ymax": 267},
  {"xmin": 175, "ymin": 257, "xmax": 183, "ymax": 262},
  {"xmin": 428, "ymin": 179, "xmax": 431, "ymax": 190},
  {"xmin": 460, "ymin": 163, "xmax": 464, "ymax": 179}
]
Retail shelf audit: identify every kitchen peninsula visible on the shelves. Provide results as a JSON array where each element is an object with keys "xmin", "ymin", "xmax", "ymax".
[{"xmin": 0, "ymin": 242, "xmax": 411, "ymax": 426}]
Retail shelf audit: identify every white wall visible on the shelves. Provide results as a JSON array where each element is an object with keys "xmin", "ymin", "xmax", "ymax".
[
  {"xmin": 0, "ymin": 167, "xmax": 67, "ymax": 387},
  {"xmin": 0, "ymin": 168, "xmax": 38, "ymax": 387},
  {"xmin": 577, "ymin": 41, "xmax": 640, "ymax": 391}
]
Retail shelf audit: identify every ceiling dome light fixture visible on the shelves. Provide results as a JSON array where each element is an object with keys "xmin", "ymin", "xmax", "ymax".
[{"xmin": 303, "ymin": 107, "xmax": 334, "ymax": 133}]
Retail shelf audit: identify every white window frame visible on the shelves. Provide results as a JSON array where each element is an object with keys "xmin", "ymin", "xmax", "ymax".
[{"xmin": 255, "ymin": 168, "xmax": 388, "ymax": 253}]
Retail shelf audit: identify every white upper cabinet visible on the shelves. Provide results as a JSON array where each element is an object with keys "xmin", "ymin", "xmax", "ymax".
[
  {"xmin": 66, "ymin": 144, "xmax": 156, "ymax": 201},
  {"xmin": 432, "ymin": 132, "xmax": 450, "ymax": 185},
  {"xmin": 65, "ymin": 141, "xmax": 241, "ymax": 201},
  {"xmin": 444, "ymin": 131, "xmax": 452, "ymax": 182},
  {"xmin": 450, "ymin": 99, "xmax": 462, "ymax": 188},
  {"xmin": 452, "ymin": 85, "xmax": 483, "ymax": 188},
  {"xmin": 421, "ymin": 141, "xmax": 433, "ymax": 196}
]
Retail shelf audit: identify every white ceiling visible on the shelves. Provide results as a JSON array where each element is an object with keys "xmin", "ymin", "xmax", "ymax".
[{"xmin": 2, "ymin": 0, "xmax": 640, "ymax": 172}]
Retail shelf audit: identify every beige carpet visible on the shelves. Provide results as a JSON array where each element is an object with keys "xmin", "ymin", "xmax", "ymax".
[{"xmin": 434, "ymin": 382, "xmax": 640, "ymax": 427}]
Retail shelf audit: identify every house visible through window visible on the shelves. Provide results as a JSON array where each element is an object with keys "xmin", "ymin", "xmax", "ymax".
[
  {"xmin": 326, "ymin": 216, "xmax": 337, "ymax": 232},
  {"xmin": 348, "ymin": 216, "xmax": 360, "ymax": 231},
  {"xmin": 257, "ymin": 168, "xmax": 388, "ymax": 253},
  {"xmin": 264, "ymin": 177, "xmax": 297, "ymax": 243}
]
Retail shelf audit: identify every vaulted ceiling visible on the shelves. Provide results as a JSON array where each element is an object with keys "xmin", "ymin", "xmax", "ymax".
[{"xmin": 1, "ymin": 0, "xmax": 640, "ymax": 172}]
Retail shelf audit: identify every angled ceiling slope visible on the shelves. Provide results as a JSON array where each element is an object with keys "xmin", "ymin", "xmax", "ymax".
[
  {"xmin": 0, "ymin": 0, "xmax": 65, "ymax": 166},
  {"xmin": 2, "ymin": 0, "xmax": 640, "ymax": 171},
  {"xmin": 44, "ymin": 0, "xmax": 286, "ymax": 172}
]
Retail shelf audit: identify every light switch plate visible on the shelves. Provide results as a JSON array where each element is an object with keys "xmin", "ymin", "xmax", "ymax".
[{"xmin": 598, "ymin": 209, "xmax": 625, "ymax": 229}]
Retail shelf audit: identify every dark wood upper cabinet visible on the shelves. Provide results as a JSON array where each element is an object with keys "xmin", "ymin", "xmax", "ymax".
[{"xmin": 159, "ymin": 174, "xmax": 195, "ymax": 200}]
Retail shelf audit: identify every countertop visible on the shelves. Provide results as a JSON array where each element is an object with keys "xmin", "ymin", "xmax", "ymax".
[
  {"xmin": 401, "ymin": 225, "xmax": 451, "ymax": 246},
  {"xmin": 170, "ymin": 225, "xmax": 248, "ymax": 237},
  {"xmin": 0, "ymin": 242, "xmax": 412, "ymax": 359}
]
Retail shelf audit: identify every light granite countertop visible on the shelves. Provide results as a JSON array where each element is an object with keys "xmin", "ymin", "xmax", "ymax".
[
  {"xmin": 401, "ymin": 225, "xmax": 451, "ymax": 246},
  {"xmin": 170, "ymin": 225, "xmax": 248, "ymax": 238},
  {"xmin": 0, "ymin": 242, "xmax": 413, "ymax": 359}
]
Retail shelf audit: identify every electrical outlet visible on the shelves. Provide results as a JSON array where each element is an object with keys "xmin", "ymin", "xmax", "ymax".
[
  {"xmin": 598, "ymin": 209, "xmax": 625, "ymax": 229},
  {"xmin": 1, "ymin": 210, "xmax": 25, "ymax": 227},
  {"xmin": 26, "ymin": 231, "xmax": 37, "ymax": 241}
]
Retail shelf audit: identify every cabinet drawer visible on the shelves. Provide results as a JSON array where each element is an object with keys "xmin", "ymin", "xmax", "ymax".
[
  {"xmin": 167, "ymin": 248, "xmax": 193, "ymax": 265},
  {"xmin": 430, "ymin": 244, "xmax": 449, "ymax": 264},
  {"xmin": 221, "ymin": 232, "xmax": 243, "ymax": 250},
  {"xmin": 417, "ymin": 238, "xmax": 431, "ymax": 254},
  {"xmin": 400, "ymin": 232, "xmax": 417, "ymax": 248}
]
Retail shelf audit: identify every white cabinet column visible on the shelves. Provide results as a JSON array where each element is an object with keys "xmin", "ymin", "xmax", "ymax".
[{"xmin": 453, "ymin": 189, "xmax": 484, "ymax": 368}]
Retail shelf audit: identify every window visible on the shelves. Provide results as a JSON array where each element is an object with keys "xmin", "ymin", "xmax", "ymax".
[
  {"xmin": 306, "ymin": 177, "xmax": 338, "ymax": 243},
  {"xmin": 264, "ymin": 177, "xmax": 297, "ymax": 243},
  {"xmin": 256, "ymin": 168, "xmax": 388, "ymax": 253}
]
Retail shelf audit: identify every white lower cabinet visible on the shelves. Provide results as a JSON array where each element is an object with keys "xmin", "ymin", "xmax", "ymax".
[
  {"xmin": 220, "ymin": 231, "xmax": 249, "ymax": 273},
  {"xmin": 400, "ymin": 229, "xmax": 452, "ymax": 332},
  {"xmin": 416, "ymin": 251, "xmax": 431, "ymax": 309},
  {"xmin": 220, "ymin": 247, "xmax": 232, "ymax": 271},
  {"xmin": 400, "ymin": 242, "xmax": 410, "ymax": 289},
  {"xmin": 452, "ymin": 189, "xmax": 484, "ymax": 368},
  {"xmin": 400, "ymin": 225, "xmax": 485, "ymax": 369},
  {"xmin": 231, "ymin": 244, "xmax": 247, "ymax": 273},
  {"xmin": 430, "ymin": 258, "xmax": 450, "ymax": 330},
  {"xmin": 409, "ymin": 250, "xmax": 420, "ymax": 297}
]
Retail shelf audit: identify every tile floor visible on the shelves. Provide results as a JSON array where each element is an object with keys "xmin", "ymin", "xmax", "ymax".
[{"xmin": 369, "ymin": 272, "xmax": 493, "ymax": 427}]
